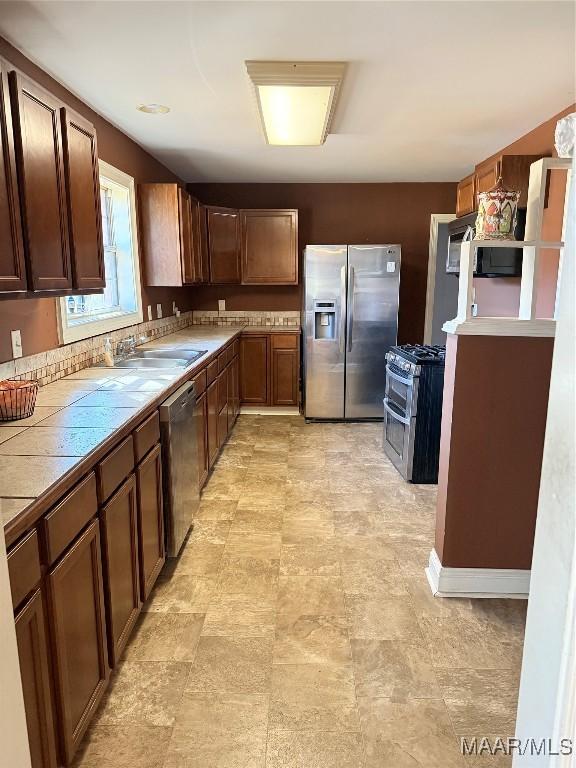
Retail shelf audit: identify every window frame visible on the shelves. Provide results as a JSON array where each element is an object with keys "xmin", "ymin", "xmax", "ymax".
[{"xmin": 57, "ymin": 160, "xmax": 143, "ymax": 344}]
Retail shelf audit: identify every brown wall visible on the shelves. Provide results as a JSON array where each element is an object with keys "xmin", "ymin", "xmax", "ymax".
[
  {"xmin": 0, "ymin": 37, "xmax": 193, "ymax": 364},
  {"xmin": 435, "ymin": 334, "xmax": 554, "ymax": 570},
  {"xmin": 189, "ymin": 183, "xmax": 456, "ymax": 344}
]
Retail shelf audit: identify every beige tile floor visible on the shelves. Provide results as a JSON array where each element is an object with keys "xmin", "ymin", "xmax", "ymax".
[{"xmin": 74, "ymin": 416, "xmax": 526, "ymax": 768}]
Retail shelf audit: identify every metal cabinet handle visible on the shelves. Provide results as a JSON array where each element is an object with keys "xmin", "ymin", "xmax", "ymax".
[
  {"xmin": 339, "ymin": 266, "xmax": 346, "ymax": 354},
  {"xmin": 383, "ymin": 397, "xmax": 411, "ymax": 425},
  {"xmin": 347, "ymin": 266, "xmax": 354, "ymax": 352}
]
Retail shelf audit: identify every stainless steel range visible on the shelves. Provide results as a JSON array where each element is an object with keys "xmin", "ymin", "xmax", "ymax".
[{"xmin": 383, "ymin": 344, "xmax": 446, "ymax": 484}]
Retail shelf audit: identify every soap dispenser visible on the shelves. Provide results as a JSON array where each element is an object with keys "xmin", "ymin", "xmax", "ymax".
[{"xmin": 103, "ymin": 337, "xmax": 114, "ymax": 367}]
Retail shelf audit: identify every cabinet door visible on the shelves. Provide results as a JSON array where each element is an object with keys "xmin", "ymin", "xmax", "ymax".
[
  {"xmin": 217, "ymin": 368, "xmax": 229, "ymax": 448},
  {"xmin": 191, "ymin": 197, "xmax": 209, "ymax": 284},
  {"xmin": 195, "ymin": 391, "xmax": 209, "ymax": 488},
  {"xmin": 241, "ymin": 209, "xmax": 298, "ymax": 284},
  {"xmin": 61, "ymin": 108, "xmax": 104, "ymax": 291},
  {"xmin": 15, "ymin": 589, "xmax": 57, "ymax": 768},
  {"xmin": 0, "ymin": 60, "xmax": 26, "ymax": 293},
  {"xmin": 10, "ymin": 71, "xmax": 72, "ymax": 291},
  {"xmin": 136, "ymin": 444, "xmax": 165, "ymax": 600},
  {"xmin": 47, "ymin": 519, "xmax": 109, "ymax": 764},
  {"xmin": 178, "ymin": 188, "xmax": 196, "ymax": 285},
  {"xmin": 455, "ymin": 173, "xmax": 476, "ymax": 217},
  {"xmin": 207, "ymin": 379, "xmax": 219, "ymax": 468},
  {"xmin": 206, "ymin": 206, "xmax": 240, "ymax": 283},
  {"xmin": 240, "ymin": 335, "xmax": 269, "ymax": 404},
  {"xmin": 475, "ymin": 158, "xmax": 499, "ymax": 197},
  {"xmin": 272, "ymin": 348, "xmax": 299, "ymax": 407},
  {"xmin": 100, "ymin": 475, "xmax": 141, "ymax": 666}
]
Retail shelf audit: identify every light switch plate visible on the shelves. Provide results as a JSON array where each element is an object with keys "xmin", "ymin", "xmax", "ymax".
[
  {"xmin": 11, "ymin": 330, "xmax": 23, "ymax": 359},
  {"xmin": 218, "ymin": 299, "xmax": 226, "ymax": 312},
  {"xmin": 386, "ymin": 261, "xmax": 396, "ymax": 273},
  {"xmin": 157, "ymin": 304, "xmax": 163, "ymax": 319},
  {"xmin": 147, "ymin": 305, "xmax": 152, "ymax": 321}
]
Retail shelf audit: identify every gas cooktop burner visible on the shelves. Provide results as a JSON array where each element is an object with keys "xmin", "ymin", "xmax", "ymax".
[
  {"xmin": 396, "ymin": 344, "xmax": 446, "ymax": 362},
  {"xmin": 386, "ymin": 344, "xmax": 446, "ymax": 371}
]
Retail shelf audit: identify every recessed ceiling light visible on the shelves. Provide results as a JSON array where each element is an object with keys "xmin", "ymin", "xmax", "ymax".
[
  {"xmin": 246, "ymin": 61, "xmax": 346, "ymax": 146},
  {"xmin": 137, "ymin": 103, "xmax": 170, "ymax": 114}
]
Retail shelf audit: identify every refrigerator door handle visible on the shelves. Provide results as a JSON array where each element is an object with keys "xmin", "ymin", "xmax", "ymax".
[
  {"xmin": 347, "ymin": 266, "xmax": 355, "ymax": 351},
  {"xmin": 339, "ymin": 265, "xmax": 346, "ymax": 354}
]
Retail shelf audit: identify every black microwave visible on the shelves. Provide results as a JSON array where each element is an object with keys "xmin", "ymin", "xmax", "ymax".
[{"xmin": 447, "ymin": 209, "xmax": 525, "ymax": 278}]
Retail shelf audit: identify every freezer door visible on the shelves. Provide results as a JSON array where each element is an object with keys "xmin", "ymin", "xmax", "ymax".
[
  {"xmin": 303, "ymin": 245, "xmax": 347, "ymax": 419},
  {"xmin": 345, "ymin": 245, "xmax": 401, "ymax": 419}
]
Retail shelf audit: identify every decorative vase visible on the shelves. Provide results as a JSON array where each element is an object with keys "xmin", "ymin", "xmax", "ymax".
[
  {"xmin": 474, "ymin": 176, "xmax": 520, "ymax": 241},
  {"xmin": 554, "ymin": 112, "xmax": 575, "ymax": 158}
]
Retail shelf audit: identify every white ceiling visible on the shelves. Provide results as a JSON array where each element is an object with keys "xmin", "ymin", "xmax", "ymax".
[{"xmin": 0, "ymin": 1, "xmax": 574, "ymax": 182}]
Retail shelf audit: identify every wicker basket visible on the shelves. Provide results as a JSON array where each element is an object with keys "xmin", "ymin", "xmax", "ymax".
[{"xmin": 0, "ymin": 380, "xmax": 39, "ymax": 422}]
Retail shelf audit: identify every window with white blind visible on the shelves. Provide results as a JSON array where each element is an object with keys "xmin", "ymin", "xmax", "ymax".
[{"xmin": 58, "ymin": 160, "xmax": 143, "ymax": 343}]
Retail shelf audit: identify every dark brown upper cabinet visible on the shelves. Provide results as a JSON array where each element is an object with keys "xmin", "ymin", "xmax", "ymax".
[
  {"xmin": 240, "ymin": 209, "xmax": 298, "ymax": 285},
  {"xmin": 0, "ymin": 59, "xmax": 26, "ymax": 294},
  {"xmin": 455, "ymin": 173, "xmax": 475, "ymax": 217},
  {"xmin": 139, "ymin": 183, "xmax": 200, "ymax": 286},
  {"xmin": 206, "ymin": 206, "xmax": 240, "ymax": 283},
  {"xmin": 456, "ymin": 154, "xmax": 545, "ymax": 217},
  {"xmin": 10, "ymin": 70, "xmax": 72, "ymax": 292},
  {"xmin": 191, "ymin": 198, "xmax": 210, "ymax": 283},
  {"xmin": 61, "ymin": 107, "xmax": 105, "ymax": 291}
]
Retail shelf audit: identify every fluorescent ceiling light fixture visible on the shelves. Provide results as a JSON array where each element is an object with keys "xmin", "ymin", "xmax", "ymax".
[
  {"xmin": 246, "ymin": 61, "xmax": 346, "ymax": 146},
  {"xmin": 137, "ymin": 103, "xmax": 170, "ymax": 114}
]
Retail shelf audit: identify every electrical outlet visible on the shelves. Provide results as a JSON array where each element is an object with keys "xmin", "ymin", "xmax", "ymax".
[
  {"xmin": 471, "ymin": 303, "xmax": 479, "ymax": 317},
  {"xmin": 11, "ymin": 330, "xmax": 23, "ymax": 359},
  {"xmin": 156, "ymin": 303, "xmax": 163, "ymax": 319},
  {"xmin": 147, "ymin": 305, "xmax": 153, "ymax": 321},
  {"xmin": 218, "ymin": 299, "xmax": 226, "ymax": 312}
]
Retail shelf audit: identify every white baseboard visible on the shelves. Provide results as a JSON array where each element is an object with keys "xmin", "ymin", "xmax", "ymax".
[
  {"xmin": 240, "ymin": 406, "xmax": 300, "ymax": 416},
  {"xmin": 425, "ymin": 548, "xmax": 530, "ymax": 599}
]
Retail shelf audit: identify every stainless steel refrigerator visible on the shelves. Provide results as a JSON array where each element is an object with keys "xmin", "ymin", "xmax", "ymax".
[{"xmin": 303, "ymin": 244, "xmax": 401, "ymax": 420}]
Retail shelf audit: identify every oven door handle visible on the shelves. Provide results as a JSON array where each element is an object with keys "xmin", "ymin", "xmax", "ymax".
[
  {"xmin": 383, "ymin": 397, "xmax": 411, "ymax": 425},
  {"xmin": 386, "ymin": 364, "xmax": 413, "ymax": 386}
]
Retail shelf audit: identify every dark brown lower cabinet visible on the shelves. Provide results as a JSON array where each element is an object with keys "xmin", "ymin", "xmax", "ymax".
[
  {"xmin": 195, "ymin": 391, "xmax": 209, "ymax": 488},
  {"xmin": 47, "ymin": 519, "xmax": 109, "ymax": 765},
  {"xmin": 272, "ymin": 348, "xmax": 299, "ymax": 406},
  {"xmin": 240, "ymin": 335, "xmax": 269, "ymax": 404},
  {"xmin": 136, "ymin": 444, "xmax": 165, "ymax": 601},
  {"xmin": 217, "ymin": 367, "xmax": 229, "ymax": 449},
  {"xmin": 100, "ymin": 476, "xmax": 141, "ymax": 666},
  {"xmin": 14, "ymin": 589, "xmax": 57, "ymax": 768},
  {"xmin": 207, "ymin": 378, "xmax": 219, "ymax": 468}
]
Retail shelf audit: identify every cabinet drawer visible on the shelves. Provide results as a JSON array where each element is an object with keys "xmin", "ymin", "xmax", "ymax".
[
  {"xmin": 133, "ymin": 411, "xmax": 160, "ymax": 463},
  {"xmin": 233, "ymin": 339, "xmax": 239, "ymax": 357},
  {"xmin": 97, "ymin": 435, "xmax": 135, "ymax": 503},
  {"xmin": 271, "ymin": 333, "xmax": 299, "ymax": 350},
  {"xmin": 192, "ymin": 369, "xmax": 207, "ymax": 396},
  {"xmin": 8, "ymin": 529, "xmax": 41, "ymax": 610},
  {"xmin": 207, "ymin": 359, "xmax": 219, "ymax": 385},
  {"xmin": 43, "ymin": 473, "xmax": 98, "ymax": 566},
  {"xmin": 217, "ymin": 351, "xmax": 227, "ymax": 373}
]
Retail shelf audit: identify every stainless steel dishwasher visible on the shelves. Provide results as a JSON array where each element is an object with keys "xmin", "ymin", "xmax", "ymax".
[{"xmin": 159, "ymin": 380, "xmax": 201, "ymax": 557}]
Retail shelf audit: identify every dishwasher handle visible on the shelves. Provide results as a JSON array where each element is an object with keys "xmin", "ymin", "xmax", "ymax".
[{"xmin": 159, "ymin": 380, "xmax": 196, "ymax": 422}]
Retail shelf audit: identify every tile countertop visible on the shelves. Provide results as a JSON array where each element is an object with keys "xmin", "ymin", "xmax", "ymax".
[{"xmin": 0, "ymin": 326, "xmax": 247, "ymax": 537}]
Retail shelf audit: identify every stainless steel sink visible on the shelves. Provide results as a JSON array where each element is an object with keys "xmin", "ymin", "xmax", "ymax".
[
  {"xmin": 110, "ymin": 348, "xmax": 207, "ymax": 369},
  {"xmin": 134, "ymin": 349, "xmax": 207, "ymax": 362},
  {"xmin": 112, "ymin": 357, "xmax": 192, "ymax": 369}
]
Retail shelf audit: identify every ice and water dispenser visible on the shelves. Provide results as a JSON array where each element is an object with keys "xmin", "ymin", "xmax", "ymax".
[{"xmin": 313, "ymin": 301, "xmax": 337, "ymax": 340}]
